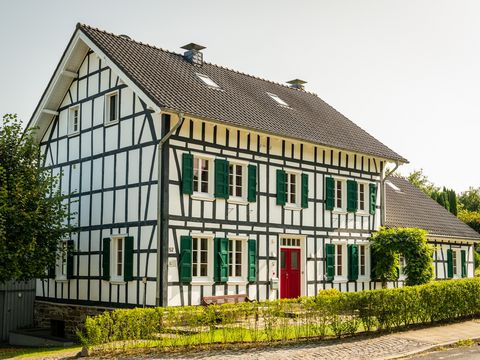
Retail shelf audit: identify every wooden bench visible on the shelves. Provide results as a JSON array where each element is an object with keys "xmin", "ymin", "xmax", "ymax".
[{"xmin": 201, "ymin": 294, "xmax": 251, "ymax": 306}]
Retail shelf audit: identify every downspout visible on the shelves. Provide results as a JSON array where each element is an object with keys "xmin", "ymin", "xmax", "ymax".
[
  {"xmin": 380, "ymin": 160, "xmax": 400, "ymax": 226},
  {"xmin": 156, "ymin": 112, "xmax": 185, "ymax": 307}
]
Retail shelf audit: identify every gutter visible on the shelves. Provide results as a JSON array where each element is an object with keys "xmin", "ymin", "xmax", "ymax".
[
  {"xmin": 156, "ymin": 112, "xmax": 185, "ymax": 307},
  {"xmin": 380, "ymin": 160, "xmax": 400, "ymax": 226}
]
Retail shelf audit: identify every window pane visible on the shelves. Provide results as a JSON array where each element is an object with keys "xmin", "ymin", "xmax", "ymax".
[
  {"xmin": 336, "ymin": 181, "xmax": 342, "ymax": 208},
  {"xmin": 109, "ymin": 95, "xmax": 117, "ymax": 121},
  {"xmin": 193, "ymin": 158, "xmax": 199, "ymax": 192},
  {"xmin": 281, "ymin": 251, "xmax": 286, "ymax": 269},
  {"xmin": 337, "ymin": 245, "xmax": 342, "ymax": 276},
  {"xmin": 229, "ymin": 165, "xmax": 234, "ymax": 196},
  {"xmin": 291, "ymin": 251, "xmax": 298, "ymax": 270}
]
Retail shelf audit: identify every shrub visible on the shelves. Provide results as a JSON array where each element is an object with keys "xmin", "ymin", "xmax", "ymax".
[{"xmin": 79, "ymin": 278, "xmax": 480, "ymax": 352}]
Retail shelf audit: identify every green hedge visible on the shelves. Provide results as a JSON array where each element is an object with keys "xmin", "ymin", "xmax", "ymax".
[{"xmin": 79, "ymin": 278, "xmax": 480, "ymax": 350}]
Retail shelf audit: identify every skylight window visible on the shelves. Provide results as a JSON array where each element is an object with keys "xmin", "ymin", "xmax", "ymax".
[
  {"xmin": 196, "ymin": 73, "xmax": 221, "ymax": 89},
  {"xmin": 386, "ymin": 181, "xmax": 402, "ymax": 193},
  {"xmin": 267, "ymin": 92, "xmax": 289, "ymax": 107}
]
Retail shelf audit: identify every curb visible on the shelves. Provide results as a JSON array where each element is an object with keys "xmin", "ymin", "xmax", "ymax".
[{"xmin": 385, "ymin": 337, "xmax": 480, "ymax": 359}]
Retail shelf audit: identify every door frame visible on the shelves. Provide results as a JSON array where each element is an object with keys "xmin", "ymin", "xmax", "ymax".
[{"xmin": 278, "ymin": 234, "xmax": 307, "ymax": 298}]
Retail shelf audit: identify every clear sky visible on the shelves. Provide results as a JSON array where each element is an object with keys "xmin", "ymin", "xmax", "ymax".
[{"xmin": 0, "ymin": 0, "xmax": 478, "ymax": 192}]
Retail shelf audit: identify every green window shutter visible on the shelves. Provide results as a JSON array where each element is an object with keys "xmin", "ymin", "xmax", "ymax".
[
  {"xmin": 347, "ymin": 244, "xmax": 359, "ymax": 281},
  {"xmin": 369, "ymin": 183, "xmax": 377, "ymax": 215},
  {"xmin": 325, "ymin": 243, "xmax": 335, "ymax": 281},
  {"xmin": 325, "ymin": 177, "xmax": 335, "ymax": 210},
  {"xmin": 66, "ymin": 240, "xmax": 75, "ymax": 280},
  {"xmin": 214, "ymin": 159, "xmax": 229, "ymax": 199},
  {"xmin": 181, "ymin": 153, "xmax": 193, "ymax": 195},
  {"xmin": 248, "ymin": 239, "xmax": 257, "ymax": 282},
  {"xmin": 102, "ymin": 237, "xmax": 111, "ymax": 281},
  {"xmin": 461, "ymin": 250, "xmax": 467, "ymax": 278},
  {"xmin": 124, "ymin": 236, "xmax": 134, "ymax": 281},
  {"xmin": 248, "ymin": 164, "xmax": 257, "ymax": 202},
  {"xmin": 276, "ymin": 169, "xmax": 286, "ymax": 205},
  {"xmin": 447, "ymin": 249, "xmax": 453, "ymax": 279},
  {"xmin": 347, "ymin": 180, "xmax": 358, "ymax": 212},
  {"xmin": 179, "ymin": 236, "xmax": 192, "ymax": 283},
  {"xmin": 301, "ymin": 173, "xmax": 309, "ymax": 208},
  {"xmin": 214, "ymin": 237, "xmax": 229, "ymax": 282}
]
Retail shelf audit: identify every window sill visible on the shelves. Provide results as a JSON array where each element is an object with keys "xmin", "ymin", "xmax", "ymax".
[
  {"xmin": 191, "ymin": 280, "xmax": 214, "ymax": 286},
  {"xmin": 110, "ymin": 279, "xmax": 126, "ymax": 285},
  {"xmin": 284, "ymin": 204, "xmax": 302, "ymax": 211},
  {"xmin": 227, "ymin": 198, "xmax": 249, "ymax": 206},
  {"xmin": 332, "ymin": 278, "xmax": 348, "ymax": 283},
  {"xmin": 357, "ymin": 276, "xmax": 370, "ymax": 282},
  {"xmin": 55, "ymin": 278, "xmax": 68, "ymax": 283},
  {"xmin": 227, "ymin": 280, "xmax": 248, "ymax": 286},
  {"xmin": 332, "ymin": 209, "xmax": 348, "ymax": 215},
  {"xmin": 191, "ymin": 194, "xmax": 215, "ymax": 202},
  {"xmin": 356, "ymin": 211, "xmax": 370, "ymax": 217},
  {"xmin": 104, "ymin": 119, "xmax": 119, "ymax": 127}
]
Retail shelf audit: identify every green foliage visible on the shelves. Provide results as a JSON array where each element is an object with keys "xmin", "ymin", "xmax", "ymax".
[
  {"xmin": 371, "ymin": 227, "xmax": 434, "ymax": 286},
  {"xmin": 459, "ymin": 188, "xmax": 480, "ymax": 213},
  {"xmin": 0, "ymin": 114, "xmax": 70, "ymax": 282},
  {"xmin": 458, "ymin": 210, "xmax": 480, "ymax": 234},
  {"xmin": 78, "ymin": 278, "xmax": 480, "ymax": 352},
  {"xmin": 407, "ymin": 169, "xmax": 438, "ymax": 197}
]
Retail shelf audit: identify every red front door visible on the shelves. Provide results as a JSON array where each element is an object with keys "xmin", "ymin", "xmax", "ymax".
[{"xmin": 280, "ymin": 248, "xmax": 301, "ymax": 299}]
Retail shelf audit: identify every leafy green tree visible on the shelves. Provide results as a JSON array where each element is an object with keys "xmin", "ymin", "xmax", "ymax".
[
  {"xmin": 371, "ymin": 227, "xmax": 434, "ymax": 287},
  {"xmin": 458, "ymin": 187, "xmax": 480, "ymax": 213},
  {"xmin": 0, "ymin": 114, "xmax": 70, "ymax": 283},
  {"xmin": 458, "ymin": 210, "xmax": 480, "ymax": 233},
  {"xmin": 407, "ymin": 169, "xmax": 439, "ymax": 197},
  {"xmin": 448, "ymin": 189, "xmax": 458, "ymax": 216}
]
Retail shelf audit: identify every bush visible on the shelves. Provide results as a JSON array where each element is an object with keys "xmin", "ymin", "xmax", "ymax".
[{"xmin": 79, "ymin": 278, "xmax": 480, "ymax": 352}]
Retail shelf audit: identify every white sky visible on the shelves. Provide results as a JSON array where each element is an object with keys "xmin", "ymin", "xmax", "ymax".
[{"xmin": 1, "ymin": 0, "xmax": 478, "ymax": 192}]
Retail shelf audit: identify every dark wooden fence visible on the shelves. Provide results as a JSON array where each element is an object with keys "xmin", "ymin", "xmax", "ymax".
[{"xmin": 0, "ymin": 280, "xmax": 35, "ymax": 341}]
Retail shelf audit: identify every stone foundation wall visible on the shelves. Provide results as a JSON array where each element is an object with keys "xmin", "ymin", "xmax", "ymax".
[{"xmin": 34, "ymin": 300, "xmax": 114, "ymax": 339}]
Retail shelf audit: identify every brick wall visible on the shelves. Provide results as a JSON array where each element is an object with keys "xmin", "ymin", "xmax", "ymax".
[{"xmin": 34, "ymin": 300, "xmax": 114, "ymax": 339}]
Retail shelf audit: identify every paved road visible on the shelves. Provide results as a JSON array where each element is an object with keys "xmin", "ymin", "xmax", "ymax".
[{"xmin": 412, "ymin": 346, "xmax": 480, "ymax": 359}]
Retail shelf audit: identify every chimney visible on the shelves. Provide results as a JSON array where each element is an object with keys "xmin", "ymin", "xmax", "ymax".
[
  {"xmin": 287, "ymin": 79, "xmax": 307, "ymax": 91},
  {"xmin": 181, "ymin": 43, "xmax": 206, "ymax": 66}
]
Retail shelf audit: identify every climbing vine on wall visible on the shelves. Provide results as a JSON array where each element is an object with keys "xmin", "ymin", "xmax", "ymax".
[{"xmin": 371, "ymin": 227, "xmax": 434, "ymax": 286}]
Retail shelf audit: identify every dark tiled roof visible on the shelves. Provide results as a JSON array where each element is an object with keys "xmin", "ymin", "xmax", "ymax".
[
  {"xmin": 385, "ymin": 176, "xmax": 480, "ymax": 240},
  {"xmin": 78, "ymin": 24, "xmax": 407, "ymax": 163}
]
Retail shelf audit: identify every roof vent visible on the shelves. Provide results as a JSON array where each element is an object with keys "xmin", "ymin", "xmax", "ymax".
[
  {"xmin": 119, "ymin": 34, "xmax": 131, "ymax": 40},
  {"xmin": 181, "ymin": 43, "xmax": 206, "ymax": 66},
  {"xmin": 287, "ymin": 79, "xmax": 307, "ymax": 91}
]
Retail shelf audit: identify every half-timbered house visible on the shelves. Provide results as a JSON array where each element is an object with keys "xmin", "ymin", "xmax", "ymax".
[{"xmin": 28, "ymin": 24, "xmax": 477, "ymax": 336}]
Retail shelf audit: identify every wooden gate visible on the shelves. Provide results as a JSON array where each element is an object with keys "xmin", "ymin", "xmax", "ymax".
[{"xmin": 0, "ymin": 281, "xmax": 35, "ymax": 341}]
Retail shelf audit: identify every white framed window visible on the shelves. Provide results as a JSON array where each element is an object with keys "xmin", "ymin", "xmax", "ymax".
[
  {"xmin": 267, "ymin": 92, "xmax": 289, "ymax": 107},
  {"xmin": 228, "ymin": 162, "xmax": 247, "ymax": 200},
  {"xmin": 68, "ymin": 106, "xmax": 80, "ymax": 135},
  {"xmin": 55, "ymin": 240, "xmax": 69, "ymax": 281},
  {"xmin": 105, "ymin": 91, "xmax": 119, "ymax": 124},
  {"xmin": 228, "ymin": 237, "xmax": 247, "ymax": 282},
  {"xmin": 334, "ymin": 178, "xmax": 346, "ymax": 210},
  {"xmin": 111, "ymin": 236, "xmax": 124, "ymax": 282},
  {"xmin": 281, "ymin": 237, "xmax": 301, "ymax": 247},
  {"xmin": 196, "ymin": 73, "xmax": 221, "ymax": 89},
  {"xmin": 452, "ymin": 250, "xmax": 459, "ymax": 277},
  {"xmin": 285, "ymin": 170, "xmax": 301, "ymax": 207},
  {"xmin": 191, "ymin": 234, "xmax": 213, "ymax": 283},
  {"xmin": 359, "ymin": 244, "xmax": 368, "ymax": 277},
  {"xmin": 358, "ymin": 182, "xmax": 368, "ymax": 213},
  {"xmin": 193, "ymin": 155, "xmax": 213, "ymax": 196},
  {"xmin": 333, "ymin": 242, "xmax": 348, "ymax": 281}
]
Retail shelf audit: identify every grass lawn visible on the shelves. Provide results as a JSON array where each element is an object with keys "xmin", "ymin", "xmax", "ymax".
[{"xmin": 0, "ymin": 345, "xmax": 81, "ymax": 359}]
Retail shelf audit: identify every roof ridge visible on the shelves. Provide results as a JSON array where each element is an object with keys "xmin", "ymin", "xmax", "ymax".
[{"xmin": 77, "ymin": 23, "xmax": 320, "ymax": 97}]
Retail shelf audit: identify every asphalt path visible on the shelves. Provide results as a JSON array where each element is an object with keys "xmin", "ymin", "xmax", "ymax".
[{"xmin": 412, "ymin": 346, "xmax": 480, "ymax": 359}]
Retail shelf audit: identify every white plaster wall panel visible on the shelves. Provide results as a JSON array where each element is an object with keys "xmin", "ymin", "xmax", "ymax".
[
  {"xmin": 114, "ymin": 189, "xmax": 126, "ymax": 223},
  {"xmin": 78, "ymin": 57, "xmax": 88, "ymax": 77},
  {"xmin": 70, "ymin": 200, "xmax": 79, "ymax": 227},
  {"xmin": 216, "ymin": 125, "xmax": 226, "ymax": 146},
  {"xmin": 120, "ymin": 87, "xmax": 133, "ymax": 118},
  {"xmin": 90, "ymin": 193, "xmax": 102, "ymax": 226},
  {"xmin": 92, "ymin": 96, "xmax": 104, "ymax": 127},
  {"xmin": 69, "ymin": 81, "xmax": 78, "ymax": 103},
  {"xmin": 91, "ymin": 158, "xmax": 102, "ymax": 190},
  {"xmin": 169, "ymin": 149, "xmax": 179, "ymax": 182},
  {"xmin": 80, "ymin": 160, "xmax": 91, "ymax": 193},
  {"xmin": 88, "ymin": 73, "xmax": 99, "ymax": 97},
  {"xmin": 120, "ymin": 118, "xmax": 133, "ymax": 149},
  {"xmin": 57, "ymin": 138, "xmax": 68, "ymax": 164},
  {"xmin": 60, "ymin": 93, "xmax": 71, "ymax": 109},
  {"xmin": 99, "ymin": 69, "xmax": 110, "ymax": 93},
  {"xmin": 80, "ymin": 131, "xmax": 92, "ymax": 158},
  {"xmin": 105, "ymin": 125, "xmax": 118, "ymax": 152},
  {"xmin": 169, "ymin": 185, "xmax": 181, "ymax": 216},
  {"xmin": 103, "ymin": 155, "xmax": 114, "ymax": 189},
  {"xmin": 115, "ymin": 151, "xmax": 127, "ymax": 187},
  {"xmin": 142, "ymin": 185, "xmax": 156, "ymax": 220},
  {"xmin": 69, "ymin": 137, "xmax": 80, "ymax": 162},
  {"xmin": 89, "ymin": 280, "xmax": 99, "ymax": 302},
  {"xmin": 141, "ymin": 145, "xmax": 155, "ymax": 182},
  {"xmin": 91, "ymin": 127, "xmax": 103, "ymax": 155},
  {"xmin": 127, "ymin": 187, "xmax": 139, "ymax": 222},
  {"xmin": 128, "ymin": 149, "xmax": 140, "ymax": 184},
  {"xmin": 60, "ymin": 166, "xmax": 70, "ymax": 195},
  {"xmin": 269, "ymin": 198, "xmax": 281, "ymax": 224},
  {"xmin": 91, "ymin": 230, "xmax": 101, "ymax": 252},
  {"xmin": 78, "ymin": 79, "xmax": 87, "ymax": 101},
  {"xmin": 102, "ymin": 191, "xmax": 114, "ymax": 225}
]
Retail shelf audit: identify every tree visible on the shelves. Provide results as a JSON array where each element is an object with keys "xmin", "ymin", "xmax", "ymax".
[
  {"xmin": 0, "ymin": 114, "xmax": 70, "ymax": 283},
  {"xmin": 371, "ymin": 227, "xmax": 434, "ymax": 287},
  {"xmin": 458, "ymin": 187, "xmax": 480, "ymax": 213},
  {"xmin": 407, "ymin": 169, "xmax": 438, "ymax": 196},
  {"xmin": 448, "ymin": 189, "xmax": 458, "ymax": 216},
  {"xmin": 457, "ymin": 210, "xmax": 480, "ymax": 233}
]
